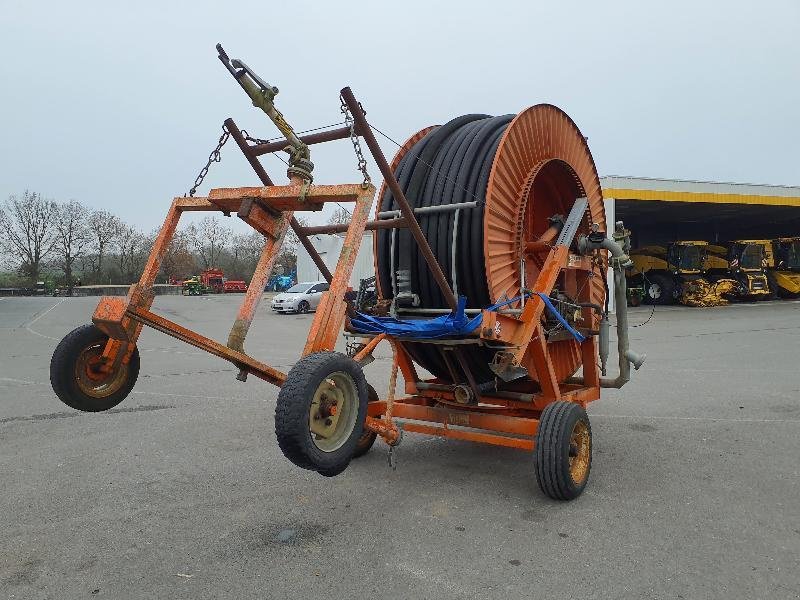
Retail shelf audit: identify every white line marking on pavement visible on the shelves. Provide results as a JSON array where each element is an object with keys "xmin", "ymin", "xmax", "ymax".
[
  {"xmin": 23, "ymin": 299, "xmax": 65, "ymax": 340},
  {"xmin": 0, "ymin": 377, "xmax": 42, "ymax": 385},
  {"xmin": 2, "ymin": 381, "xmax": 795, "ymax": 424},
  {"xmin": 591, "ymin": 413, "xmax": 800, "ymax": 424},
  {"xmin": 0, "ymin": 378, "xmax": 246, "ymax": 401},
  {"xmin": 132, "ymin": 390, "xmax": 247, "ymax": 401}
]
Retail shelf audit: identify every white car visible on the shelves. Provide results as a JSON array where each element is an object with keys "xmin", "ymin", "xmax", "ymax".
[{"xmin": 270, "ymin": 282, "xmax": 329, "ymax": 314}]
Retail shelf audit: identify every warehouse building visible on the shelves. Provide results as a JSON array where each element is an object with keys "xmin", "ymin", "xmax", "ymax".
[
  {"xmin": 296, "ymin": 231, "xmax": 375, "ymax": 286},
  {"xmin": 602, "ymin": 176, "xmax": 800, "ymax": 246}
]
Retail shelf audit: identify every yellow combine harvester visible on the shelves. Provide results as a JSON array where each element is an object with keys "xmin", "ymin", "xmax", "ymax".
[
  {"xmin": 703, "ymin": 241, "xmax": 770, "ymax": 300},
  {"xmin": 749, "ymin": 238, "xmax": 800, "ymax": 298},
  {"xmin": 628, "ymin": 241, "xmax": 709, "ymax": 305}
]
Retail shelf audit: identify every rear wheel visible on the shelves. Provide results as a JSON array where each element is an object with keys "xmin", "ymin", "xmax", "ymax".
[
  {"xmin": 765, "ymin": 272, "xmax": 780, "ymax": 300},
  {"xmin": 50, "ymin": 324, "xmax": 140, "ymax": 412},
  {"xmin": 275, "ymin": 352, "xmax": 368, "ymax": 476},
  {"xmin": 643, "ymin": 273, "xmax": 675, "ymax": 305},
  {"xmin": 535, "ymin": 401, "xmax": 592, "ymax": 501}
]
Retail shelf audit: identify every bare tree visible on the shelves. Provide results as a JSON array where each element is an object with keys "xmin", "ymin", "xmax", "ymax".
[
  {"xmin": 87, "ymin": 210, "xmax": 123, "ymax": 281},
  {"xmin": 282, "ymin": 215, "xmax": 307, "ymax": 255},
  {"xmin": 327, "ymin": 206, "xmax": 351, "ymax": 226},
  {"xmin": 187, "ymin": 216, "xmax": 232, "ymax": 270},
  {"xmin": 272, "ymin": 215, "xmax": 308, "ymax": 278},
  {"xmin": 228, "ymin": 231, "xmax": 265, "ymax": 279},
  {"xmin": 115, "ymin": 225, "xmax": 148, "ymax": 283},
  {"xmin": 53, "ymin": 200, "xmax": 91, "ymax": 294},
  {"xmin": 0, "ymin": 191, "xmax": 58, "ymax": 283},
  {"xmin": 161, "ymin": 228, "xmax": 196, "ymax": 282}
]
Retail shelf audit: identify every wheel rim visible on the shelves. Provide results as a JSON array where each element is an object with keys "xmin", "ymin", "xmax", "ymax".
[
  {"xmin": 74, "ymin": 341, "xmax": 129, "ymax": 399},
  {"xmin": 299, "ymin": 301, "xmax": 309, "ymax": 313},
  {"xmin": 648, "ymin": 283, "xmax": 662, "ymax": 299},
  {"xmin": 568, "ymin": 419, "xmax": 591, "ymax": 485},
  {"xmin": 309, "ymin": 371, "xmax": 359, "ymax": 452}
]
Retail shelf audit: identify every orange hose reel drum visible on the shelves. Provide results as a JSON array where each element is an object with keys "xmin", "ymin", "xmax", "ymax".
[
  {"xmin": 485, "ymin": 104, "xmax": 605, "ymax": 382},
  {"xmin": 375, "ymin": 105, "xmax": 605, "ymax": 384}
]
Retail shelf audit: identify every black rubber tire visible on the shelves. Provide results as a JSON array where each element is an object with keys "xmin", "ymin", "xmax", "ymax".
[
  {"xmin": 643, "ymin": 273, "xmax": 675, "ymax": 305},
  {"xmin": 352, "ymin": 384, "xmax": 380, "ymax": 458},
  {"xmin": 765, "ymin": 271, "xmax": 781, "ymax": 300},
  {"xmin": 297, "ymin": 300, "xmax": 310, "ymax": 314},
  {"xmin": 275, "ymin": 351, "xmax": 368, "ymax": 476},
  {"xmin": 729, "ymin": 274, "xmax": 750, "ymax": 302},
  {"xmin": 535, "ymin": 401, "xmax": 592, "ymax": 501},
  {"xmin": 50, "ymin": 324, "xmax": 140, "ymax": 412}
]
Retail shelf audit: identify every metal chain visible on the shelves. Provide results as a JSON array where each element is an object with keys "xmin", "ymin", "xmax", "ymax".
[
  {"xmin": 340, "ymin": 96, "xmax": 371, "ymax": 187},
  {"xmin": 188, "ymin": 124, "xmax": 230, "ymax": 197},
  {"xmin": 241, "ymin": 121, "xmax": 346, "ymax": 146},
  {"xmin": 241, "ymin": 129, "xmax": 268, "ymax": 146}
]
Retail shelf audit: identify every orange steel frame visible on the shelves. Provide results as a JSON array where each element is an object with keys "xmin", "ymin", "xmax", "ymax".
[
  {"xmin": 88, "ymin": 90, "xmax": 602, "ymax": 455},
  {"xmin": 353, "ymin": 245, "xmax": 601, "ymax": 452},
  {"xmin": 91, "ymin": 183, "xmax": 375, "ymax": 388}
]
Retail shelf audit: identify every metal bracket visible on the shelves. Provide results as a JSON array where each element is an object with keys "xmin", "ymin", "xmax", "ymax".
[
  {"xmin": 555, "ymin": 197, "xmax": 589, "ymax": 248},
  {"xmin": 488, "ymin": 350, "xmax": 529, "ymax": 382},
  {"xmin": 387, "ymin": 427, "xmax": 403, "ymax": 470}
]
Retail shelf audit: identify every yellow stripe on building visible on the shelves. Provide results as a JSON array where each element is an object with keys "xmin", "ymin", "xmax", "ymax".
[{"xmin": 602, "ymin": 187, "xmax": 800, "ymax": 207}]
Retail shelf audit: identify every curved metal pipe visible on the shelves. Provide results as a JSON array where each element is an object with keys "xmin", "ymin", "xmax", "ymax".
[{"xmin": 570, "ymin": 222, "xmax": 646, "ymax": 388}]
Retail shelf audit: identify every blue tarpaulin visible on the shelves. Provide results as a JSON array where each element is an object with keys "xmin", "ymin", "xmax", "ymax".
[
  {"xmin": 350, "ymin": 295, "xmax": 482, "ymax": 339},
  {"xmin": 350, "ymin": 292, "xmax": 587, "ymax": 343}
]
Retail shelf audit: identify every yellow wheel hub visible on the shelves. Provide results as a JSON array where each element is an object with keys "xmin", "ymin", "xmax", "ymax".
[
  {"xmin": 74, "ymin": 342, "xmax": 129, "ymax": 399},
  {"xmin": 568, "ymin": 420, "xmax": 591, "ymax": 485},
  {"xmin": 308, "ymin": 371, "xmax": 358, "ymax": 452}
]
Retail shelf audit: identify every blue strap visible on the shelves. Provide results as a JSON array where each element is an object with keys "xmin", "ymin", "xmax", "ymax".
[
  {"xmin": 487, "ymin": 292, "xmax": 586, "ymax": 342},
  {"xmin": 350, "ymin": 292, "xmax": 586, "ymax": 343},
  {"xmin": 534, "ymin": 292, "xmax": 586, "ymax": 342},
  {"xmin": 350, "ymin": 295, "xmax": 483, "ymax": 339},
  {"xmin": 485, "ymin": 292, "xmax": 531, "ymax": 312}
]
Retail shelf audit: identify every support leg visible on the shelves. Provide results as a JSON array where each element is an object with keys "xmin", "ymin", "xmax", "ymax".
[
  {"xmin": 302, "ymin": 184, "xmax": 374, "ymax": 354},
  {"xmin": 227, "ymin": 211, "xmax": 291, "ymax": 352}
]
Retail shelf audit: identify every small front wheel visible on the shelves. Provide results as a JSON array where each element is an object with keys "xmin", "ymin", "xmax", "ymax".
[
  {"xmin": 275, "ymin": 352, "xmax": 368, "ymax": 476},
  {"xmin": 535, "ymin": 401, "xmax": 592, "ymax": 501},
  {"xmin": 297, "ymin": 300, "xmax": 310, "ymax": 314},
  {"xmin": 50, "ymin": 324, "xmax": 140, "ymax": 412}
]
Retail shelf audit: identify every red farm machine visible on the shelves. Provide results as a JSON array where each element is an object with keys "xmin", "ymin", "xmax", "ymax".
[{"xmin": 50, "ymin": 45, "xmax": 645, "ymax": 500}]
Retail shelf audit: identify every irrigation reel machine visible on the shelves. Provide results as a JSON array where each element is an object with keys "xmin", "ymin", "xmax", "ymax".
[{"xmin": 50, "ymin": 46, "xmax": 646, "ymax": 500}]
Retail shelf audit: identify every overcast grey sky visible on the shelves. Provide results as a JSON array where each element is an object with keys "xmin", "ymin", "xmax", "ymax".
[{"xmin": 1, "ymin": 0, "xmax": 798, "ymax": 231}]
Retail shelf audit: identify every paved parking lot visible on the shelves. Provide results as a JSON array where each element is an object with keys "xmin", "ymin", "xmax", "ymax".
[{"xmin": 1, "ymin": 295, "xmax": 799, "ymax": 599}]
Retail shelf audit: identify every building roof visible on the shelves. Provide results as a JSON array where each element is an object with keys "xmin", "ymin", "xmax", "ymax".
[{"xmin": 601, "ymin": 175, "xmax": 800, "ymax": 207}]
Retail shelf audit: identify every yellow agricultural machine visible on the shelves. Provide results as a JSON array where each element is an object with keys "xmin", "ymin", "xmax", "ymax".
[
  {"xmin": 704, "ymin": 241, "xmax": 770, "ymax": 300},
  {"xmin": 627, "ymin": 241, "xmax": 709, "ymax": 305},
  {"xmin": 750, "ymin": 238, "xmax": 800, "ymax": 298}
]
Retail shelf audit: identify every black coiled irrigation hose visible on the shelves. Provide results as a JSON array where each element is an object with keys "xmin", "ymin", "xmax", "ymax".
[{"xmin": 376, "ymin": 114, "xmax": 514, "ymax": 382}]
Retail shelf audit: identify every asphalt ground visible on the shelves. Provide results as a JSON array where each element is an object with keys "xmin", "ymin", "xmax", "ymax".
[{"xmin": 1, "ymin": 294, "xmax": 799, "ymax": 599}]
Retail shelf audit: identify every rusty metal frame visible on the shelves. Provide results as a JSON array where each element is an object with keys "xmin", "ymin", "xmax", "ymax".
[
  {"xmin": 87, "ymin": 86, "xmax": 604, "ymax": 456},
  {"xmin": 92, "ymin": 182, "xmax": 375, "ymax": 384},
  {"xmin": 349, "ymin": 238, "xmax": 600, "ymax": 451}
]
